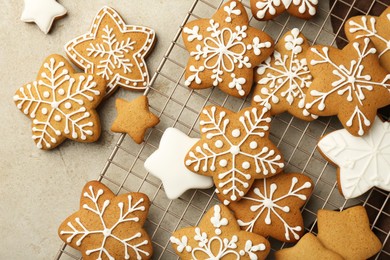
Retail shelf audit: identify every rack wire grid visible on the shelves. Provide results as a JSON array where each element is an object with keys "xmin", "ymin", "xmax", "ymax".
[{"xmin": 56, "ymin": 0, "xmax": 390, "ymax": 259}]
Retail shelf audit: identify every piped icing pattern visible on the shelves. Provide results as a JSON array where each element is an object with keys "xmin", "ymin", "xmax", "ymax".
[
  {"xmin": 13, "ymin": 54, "xmax": 106, "ymax": 150},
  {"xmin": 65, "ymin": 6, "xmax": 155, "ymax": 97},
  {"xmin": 185, "ymin": 105, "xmax": 284, "ymax": 204},
  {"xmin": 183, "ymin": 0, "xmax": 273, "ymax": 97}
]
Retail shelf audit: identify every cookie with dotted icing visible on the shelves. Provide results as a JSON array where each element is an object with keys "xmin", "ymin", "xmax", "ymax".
[
  {"xmin": 185, "ymin": 105, "xmax": 285, "ymax": 204},
  {"xmin": 170, "ymin": 204, "xmax": 270, "ymax": 260},
  {"xmin": 64, "ymin": 6, "xmax": 156, "ymax": 97},
  {"xmin": 182, "ymin": 0, "xmax": 274, "ymax": 98},
  {"xmin": 305, "ymin": 37, "xmax": 390, "ymax": 136},
  {"xmin": 253, "ymin": 28, "xmax": 317, "ymax": 121},
  {"xmin": 58, "ymin": 181, "xmax": 153, "ymax": 260},
  {"xmin": 250, "ymin": 0, "xmax": 318, "ymax": 21},
  {"xmin": 345, "ymin": 6, "xmax": 390, "ymax": 72},
  {"xmin": 13, "ymin": 54, "xmax": 106, "ymax": 150},
  {"xmin": 221, "ymin": 172, "xmax": 313, "ymax": 243}
]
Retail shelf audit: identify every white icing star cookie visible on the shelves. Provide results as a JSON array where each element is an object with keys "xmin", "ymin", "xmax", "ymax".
[
  {"xmin": 144, "ymin": 128, "xmax": 214, "ymax": 200},
  {"xmin": 21, "ymin": 0, "xmax": 67, "ymax": 34},
  {"xmin": 318, "ymin": 117, "xmax": 390, "ymax": 199}
]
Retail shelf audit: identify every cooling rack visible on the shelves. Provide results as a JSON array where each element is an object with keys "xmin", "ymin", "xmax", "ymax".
[{"xmin": 55, "ymin": 0, "xmax": 390, "ymax": 259}]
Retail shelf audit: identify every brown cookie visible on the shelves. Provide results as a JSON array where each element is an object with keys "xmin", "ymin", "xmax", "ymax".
[{"xmin": 58, "ymin": 181, "xmax": 153, "ymax": 260}]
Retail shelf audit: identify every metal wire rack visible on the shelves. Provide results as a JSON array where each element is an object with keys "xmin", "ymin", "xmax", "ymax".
[{"xmin": 55, "ymin": 0, "xmax": 390, "ymax": 259}]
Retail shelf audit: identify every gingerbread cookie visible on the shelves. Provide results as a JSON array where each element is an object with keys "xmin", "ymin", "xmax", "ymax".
[
  {"xmin": 250, "ymin": 0, "xmax": 318, "ymax": 21},
  {"xmin": 59, "ymin": 181, "xmax": 153, "ymax": 260},
  {"xmin": 13, "ymin": 54, "xmax": 106, "ymax": 150},
  {"xmin": 275, "ymin": 233, "xmax": 344, "ymax": 260},
  {"xmin": 185, "ymin": 105, "xmax": 284, "ymax": 204},
  {"xmin": 317, "ymin": 206, "xmax": 381, "ymax": 260},
  {"xmin": 111, "ymin": 96, "xmax": 159, "ymax": 144},
  {"xmin": 253, "ymin": 28, "xmax": 316, "ymax": 121},
  {"xmin": 345, "ymin": 6, "xmax": 390, "ymax": 72},
  {"xmin": 305, "ymin": 37, "xmax": 390, "ymax": 136},
  {"xmin": 317, "ymin": 117, "xmax": 390, "ymax": 199},
  {"xmin": 170, "ymin": 204, "xmax": 270, "ymax": 260},
  {"xmin": 65, "ymin": 6, "xmax": 156, "ymax": 97},
  {"xmin": 182, "ymin": 0, "xmax": 274, "ymax": 97},
  {"xmin": 222, "ymin": 172, "xmax": 313, "ymax": 243}
]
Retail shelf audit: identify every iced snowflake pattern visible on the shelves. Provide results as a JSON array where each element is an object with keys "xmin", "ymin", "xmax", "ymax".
[
  {"xmin": 253, "ymin": 0, "xmax": 318, "ymax": 20},
  {"xmin": 13, "ymin": 55, "xmax": 105, "ymax": 149},
  {"xmin": 185, "ymin": 106, "xmax": 284, "ymax": 204},
  {"xmin": 59, "ymin": 182, "xmax": 151, "ymax": 260}
]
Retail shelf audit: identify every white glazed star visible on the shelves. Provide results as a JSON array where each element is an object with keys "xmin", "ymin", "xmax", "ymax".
[
  {"xmin": 21, "ymin": 0, "xmax": 67, "ymax": 34},
  {"xmin": 318, "ymin": 117, "xmax": 390, "ymax": 199},
  {"xmin": 144, "ymin": 128, "xmax": 214, "ymax": 200}
]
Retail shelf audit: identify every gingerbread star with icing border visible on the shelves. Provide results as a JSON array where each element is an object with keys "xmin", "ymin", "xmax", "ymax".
[
  {"xmin": 111, "ymin": 96, "xmax": 159, "ymax": 144},
  {"xmin": 65, "ymin": 6, "xmax": 156, "ymax": 97},
  {"xmin": 182, "ymin": 0, "xmax": 274, "ymax": 98},
  {"xmin": 253, "ymin": 28, "xmax": 316, "ymax": 121},
  {"xmin": 305, "ymin": 37, "xmax": 390, "ymax": 136},
  {"xmin": 170, "ymin": 204, "xmax": 270, "ymax": 260}
]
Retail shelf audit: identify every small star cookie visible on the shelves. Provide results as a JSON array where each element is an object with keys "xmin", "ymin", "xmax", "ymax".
[
  {"xmin": 182, "ymin": 0, "xmax": 274, "ymax": 97},
  {"xmin": 170, "ymin": 204, "xmax": 270, "ymax": 260},
  {"xmin": 65, "ymin": 6, "xmax": 156, "ymax": 97},
  {"xmin": 111, "ymin": 96, "xmax": 159, "ymax": 144},
  {"xmin": 13, "ymin": 54, "xmax": 106, "ymax": 150}
]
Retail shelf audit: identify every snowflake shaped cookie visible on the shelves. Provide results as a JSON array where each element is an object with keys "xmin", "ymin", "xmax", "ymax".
[
  {"xmin": 65, "ymin": 6, "xmax": 156, "ymax": 97},
  {"xmin": 250, "ymin": 0, "xmax": 318, "ymax": 21},
  {"xmin": 185, "ymin": 105, "xmax": 284, "ymax": 204},
  {"xmin": 253, "ymin": 28, "xmax": 316, "ymax": 121},
  {"xmin": 318, "ymin": 117, "xmax": 390, "ymax": 199},
  {"xmin": 305, "ymin": 38, "xmax": 390, "ymax": 136},
  {"xmin": 182, "ymin": 0, "xmax": 274, "ymax": 97},
  {"xmin": 345, "ymin": 6, "xmax": 390, "ymax": 72},
  {"xmin": 222, "ymin": 172, "xmax": 313, "ymax": 243},
  {"xmin": 59, "ymin": 181, "xmax": 153, "ymax": 260},
  {"xmin": 170, "ymin": 204, "xmax": 270, "ymax": 260},
  {"xmin": 13, "ymin": 54, "xmax": 106, "ymax": 150}
]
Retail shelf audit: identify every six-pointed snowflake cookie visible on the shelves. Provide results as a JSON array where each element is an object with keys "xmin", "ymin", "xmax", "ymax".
[
  {"xmin": 65, "ymin": 6, "xmax": 156, "ymax": 97},
  {"xmin": 182, "ymin": 0, "xmax": 274, "ymax": 97},
  {"xmin": 13, "ymin": 54, "xmax": 106, "ymax": 150},
  {"xmin": 250, "ymin": 0, "xmax": 318, "ymax": 21},
  {"xmin": 317, "ymin": 117, "xmax": 390, "ymax": 199},
  {"xmin": 345, "ymin": 6, "xmax": 390, "ymax": 72},
  {"xmin": 222, "ymin": 172, "xmax": 313, "ymax": 243},
  {"xmin": 58, "ymin": 181, "xmax": 153, "ymax": 260},
  {"xmin": 185, "ymin": 105, "xmax": 285, "ymax": 204},
  {"xmin": 21, "ymin": 0, "xmax": 67, "ymax": 34},
  {"xmin": 144, "ymin": 128, "xmax": 214, "ymax": 200},
  {"xmin": 170, "ymin": 204, "xmax": 270, "ymax": 260},
  {"xmin": 253, "ymin": 28, "xmax": 317, "ymax": 121},
  {"xmin": 305, "ymin": 37, "xmax": 390, "ymax": 136}
]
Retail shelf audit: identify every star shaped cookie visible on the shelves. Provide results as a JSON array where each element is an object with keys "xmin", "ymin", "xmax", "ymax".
[
  {"xmin": 253, "ymin": 28, "xmax": 316, "ymax": 121},
  {"xmin": 317, "ymin": 117, "xmax": 390, "ymax": 199},
  {"xmin": 305, "ymin": 38, "xmax": 390, "ymax": 136},
  {"xmin": 65, "ymin": 6, "xmax": 156, "ymax": 97},
  {"xmin": 345, "ymin": 6, "xmax": 390, "ymax": 72},
  {"xmin": 111, "ymin": 96, "xmax": 159, "ymax": 144},
  {"xmin": 182, "ymin": 0, "xmax": 274, "ymax": 97},
  {"xmin": 21, "ymin": 0, "xmax": 67, "ymax": 34},
  {"xmin": 317, "ymin": 206, "xmax": 382, "ymax": 260},
  {"xmin": 170, "ymin": 204, "xmax": 270, "ymax": 260},
  {"xmin": 144, "ymin": 128, "xmax": 214, "ymax": 200}
]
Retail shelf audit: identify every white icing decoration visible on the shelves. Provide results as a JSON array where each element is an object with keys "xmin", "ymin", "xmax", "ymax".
[
  {"xmin": 186, "ymin": 106, "xmax": 284, "ymax": 202},
  {"xmin": 210, "ymin": 205, "xmax": 228, "ymax": 235},
  {"xmin": 255, "ymin": 0, "xmax": 318, "ymax": 19},
  {"xmin": 60, "ymin": 185, "xmax": 149, "ymax": 260},
  {"xmin": 253, "ymin": 28, "xmax": 316, "ymax": 119},
  {"xmin": 318, "ymin": 117, "xmax": 390, "ymax": 199},
  {"xmin": 250, "ymin": 141, "xmax": 258, "ymax": 149},
  {"xmin": 21, "ymin": 0, "xmax": 67, "ymax": 34},
  {"xmin": 223, "ymin": 1, "xmax": 241, "ymax": 23},
  {"xmin": 64, "ymin": 7, "xmax": 155, "ymax": 96},
  {"xmin": 215, "ymin": 140, "xmax": 224, "ymax": 148},
  {"xmin": 306, "ymin": 38, "xmax": 390, "ymax": 136},
  {"xmin": 232, "ymin": 129, "xmax": 241, "ymax": 137},
  {"xmin": 13, "ymin": 57, "xmax": 101, "ymax": 149},
  {"xmin": 144, "ymin": 128, "xmax": 214, "ymax": 200},
  {"xmin": 183, "ymin": 26, "xmax": 203, "ymax": 42}
]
